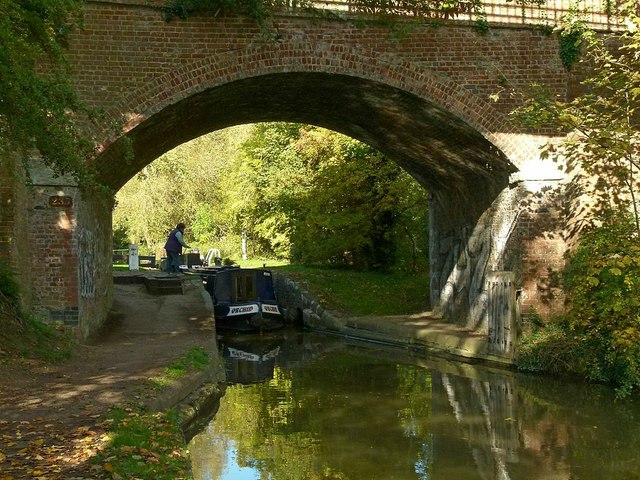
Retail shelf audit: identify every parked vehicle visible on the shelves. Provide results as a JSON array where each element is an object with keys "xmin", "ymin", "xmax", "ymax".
[{"xmin": 196, "ymin": 267, "xmax": 285, "ymax": 333}]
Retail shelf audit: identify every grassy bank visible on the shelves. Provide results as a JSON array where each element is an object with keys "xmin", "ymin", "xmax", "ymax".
[
  {"xmin": 271, "ymin": 265, "xmax": 430, "ymax": 316},
  {"xmin": 93, "ymin": 347, "xmax": 211, "ymax": 479}
]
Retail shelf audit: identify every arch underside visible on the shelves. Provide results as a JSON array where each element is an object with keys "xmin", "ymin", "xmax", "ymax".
[{"xmin": 97, "ymin": 72, "xmax": 516, "ymax": 224}]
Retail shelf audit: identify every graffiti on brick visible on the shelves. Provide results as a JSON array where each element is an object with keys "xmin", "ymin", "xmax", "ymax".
[{"xmin": 78, "ymin": 228, "xmax": 96, "ymax": 298}]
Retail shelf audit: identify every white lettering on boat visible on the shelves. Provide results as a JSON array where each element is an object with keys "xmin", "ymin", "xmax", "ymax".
[
  {"xmin": 261, "ymin": 304, "xmax": 280, "ymax": 315},
  {"xmin": 227, "ymin": 304, "xmax": 259, "ymax": 316}
]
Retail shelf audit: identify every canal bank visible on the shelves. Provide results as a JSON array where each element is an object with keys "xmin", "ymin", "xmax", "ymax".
[
  {"xmin": 273, "ymin": 273, "xmax": 514, "ymax": 367},
  {"xmin": 0, "ymin": 272, "xmax": 224, "ymax": 479},
  {"xmin": 115, "ymin": 270, "xmax": 512, "ymax": 370}
]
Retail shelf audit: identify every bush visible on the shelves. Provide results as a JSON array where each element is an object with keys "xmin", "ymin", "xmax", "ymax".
[
  {"xmin": 0, "ymin": 260, "xmax": 21, "ymax": 321},
  {"xmin": 516, "ymin": 319, "xmax": 584, "ymax": 376},
  {"xmin": 562, "ymin": 214, "xmax": 640, "ymax": 397}
]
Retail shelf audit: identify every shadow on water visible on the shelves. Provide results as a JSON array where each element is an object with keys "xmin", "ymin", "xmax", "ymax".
[{"xmin": 188, "ymin": 328, "xmax": 640, "ymax": 480}]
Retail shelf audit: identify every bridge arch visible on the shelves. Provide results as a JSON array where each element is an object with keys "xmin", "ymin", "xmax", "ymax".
[
  {"xmin": 92, "ymin": 42, "xmax": 551, "ymax": 338},
  {"xmin": 95, "ymin": 41, "xmax": 539, "ymax": 189}
]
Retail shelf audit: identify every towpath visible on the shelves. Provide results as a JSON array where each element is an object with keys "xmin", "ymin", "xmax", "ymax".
[{"xmin": 0, "ymin": 277, "xmax": 215, "ymax": 479}]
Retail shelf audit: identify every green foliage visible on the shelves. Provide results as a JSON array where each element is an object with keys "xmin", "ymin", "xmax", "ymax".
[
  {"xmin": 165, "ymin": 0, "xmax": 487, "ymax": 22},
  {"xmin": 473, "ymin": 12, "xmax": 489, "ymax": 34},
  {"xmin": 0, "ymin": 0, "xmax": 95, "ymax": 182},
  {"xmin": 0, "ymin": 260, "xmax": 21, "ymax": 312},
  {"xmin": 163, "ymin": 0, "xmax": 312, "ymax": 34},
  {"xmin": 112, "ymin": 226, "xmax": 129, "ymax": 250},
  {"xmin": 516, "ymin": 217, "xmax": 640, "ymax": 398},
  {"xmin": 347, "ymin": 0, "xmax": 489, "ymax": 21},
  {"xmin": 240, "ymin": 124, "xmax": 430, "ymax": 271},
  {"xmin": 516, "ymin": 317, "xmax": 584, "ymax": 375},
  {"xmin": 512, "ymin": 7, "xmax": 640, "ymax": 396},
  {"xmin": 114, "ymin": 124, "xmax": 429, "ymax": 272},
  {"xmin": 555, "ymin": 5, "xmax": 594, "ymax": 68},
  {"xmin": 562, "ymin": 214, "xmax": 640, "ymax": 397},
  {"xmin": 513, "ymin": 11, "xmax": 640, "ymax": 233},
  {"xmin": 113, "ymin": 127, "xmax": 253, "ymax": 256}
]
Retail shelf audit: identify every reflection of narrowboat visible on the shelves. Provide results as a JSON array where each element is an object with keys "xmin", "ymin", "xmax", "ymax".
[
  {"xmin": 221, "ymin": 335, "xmax": 282, "ymax": 384},
  {"xmin": 200, "ymin": 267, "xmax": 285, "ymax": 333}
]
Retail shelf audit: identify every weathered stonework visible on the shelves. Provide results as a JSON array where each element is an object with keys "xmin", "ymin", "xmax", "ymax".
[
  {"xmin": 75, "ymin": 188, "xmax": 114, "ymax": 339},
  {"xmin": 273, "ymin": 274, "xmax": 343, "ymax": 332}
]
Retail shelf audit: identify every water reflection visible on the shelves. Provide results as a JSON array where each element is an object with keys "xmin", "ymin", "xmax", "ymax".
[
  {"xmin": 190, "ymin": 330, "xmax": 640, "ymax": 480},
  {"xmin": 221, "ymin": 334, "xmax": 282, "ymax": 385}
]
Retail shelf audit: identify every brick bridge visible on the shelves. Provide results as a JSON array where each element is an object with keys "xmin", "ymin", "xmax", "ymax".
[{"xmin": 0, "ymin": 0, "xmax": 613, "ymax": 351}]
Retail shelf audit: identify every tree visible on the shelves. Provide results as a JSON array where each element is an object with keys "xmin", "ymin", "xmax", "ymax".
[
  {"xmin": 113, "ymin": 126, "xmax": 253, "ymax": 256},
  {"xmin": 513, "ymin": 5, "xmax": 640, "ymax": 396},
  {"xmin": 113, "ymin": 123, "xmax": 430, "ymax": 270},
  {"xmin": 239, "ymin": 123, "xmax": 430, "ymax": 270},
  {"xmin": 0, "ymin": 0, "xmax": 92, "ymax": 181},
  {"xmin": 514, "ymin": 4, "xmax": 640, "ymax": 235}
]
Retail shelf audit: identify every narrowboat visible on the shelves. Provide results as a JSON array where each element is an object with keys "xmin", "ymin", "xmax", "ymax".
[{"xmin": 198, "ymin": 267, "xmax": 285, "ymax": 333}]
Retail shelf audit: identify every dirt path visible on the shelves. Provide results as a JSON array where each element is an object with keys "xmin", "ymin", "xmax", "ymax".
[{"xmin": 0, "ymin": 279, "xmax": 216, "ymax": 479}]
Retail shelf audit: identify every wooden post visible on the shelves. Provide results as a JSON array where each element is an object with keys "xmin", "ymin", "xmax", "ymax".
[{"xmin": 487, "ymin": 271, "xmax": 518, "ymax": 358}]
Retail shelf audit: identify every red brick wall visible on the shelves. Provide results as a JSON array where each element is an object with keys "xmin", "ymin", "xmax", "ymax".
[
  {"xmin": 28, "ymin": 185, "xmax": 80, "ymax": 327},
  {"xmin": 67, "ymin": 2, "xmax": 568, "ymax": 167},
  {"xmin": 511, "ymin": 185, "xmax": 568, "ymax": 319}
]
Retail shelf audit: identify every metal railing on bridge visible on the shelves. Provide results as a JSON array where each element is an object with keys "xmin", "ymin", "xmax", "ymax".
[
  {"xmin": 104, "ymin": 0, "xmax": 627, "ymax": 31},
  {"xmin": 285, "ymin": 0, "xmax": 625, "ymax": 30}
]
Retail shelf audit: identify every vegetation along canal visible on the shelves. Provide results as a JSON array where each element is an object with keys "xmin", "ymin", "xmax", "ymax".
[{"xmin": 188, "ymin": 328, "xmax": 640, "ymax": 479}]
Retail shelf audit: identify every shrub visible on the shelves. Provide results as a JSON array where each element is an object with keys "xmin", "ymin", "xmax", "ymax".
[
  {"xmin": 516, "ymin": 319, "xmax": 584, "ymax": 376},
  {"xmin": 0, "ymin": 260, "xmax": 21, "ymax": 321},
  {"xmin": 562, "ymin": 214, "xmax": 640, "ymax": 397}
]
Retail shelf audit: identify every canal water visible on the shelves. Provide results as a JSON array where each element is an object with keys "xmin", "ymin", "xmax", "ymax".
[{"xmin": 189, "ymin": 329, "xmax": 640, "ymax": 480}]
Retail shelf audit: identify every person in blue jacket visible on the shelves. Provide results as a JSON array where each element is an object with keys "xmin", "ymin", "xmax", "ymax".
[{"xmin": 164, "ymin": 222, "xmax": 190, "ymax": 274}]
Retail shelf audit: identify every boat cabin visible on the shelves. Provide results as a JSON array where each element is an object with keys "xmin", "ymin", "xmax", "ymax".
[{"xmin": 200, "ymin": 267, "xmax": 285, "ymax": 332}]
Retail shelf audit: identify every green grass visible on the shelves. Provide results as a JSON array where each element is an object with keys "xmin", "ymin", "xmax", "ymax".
[
  {"xmin": 271, "ymin": 264, "xmax": 430, "ymax": 316},
  {"xmin": 0, "ymin": 315, "xmax": 73, "ymax": 363},
  {"xmin": 95, "ymin": 406, "xmax": 191, "ymax": 480},
  {"xmin": 94, "ymin": 347, "xmax": 214, "ymax": 479},
  {"xmin": 114, "ymin": 257, "xmax": 431, "ymax": 317},
  {"xmin": 148, "ymin": 347, "xmax": 210, "ymax": 391}
]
